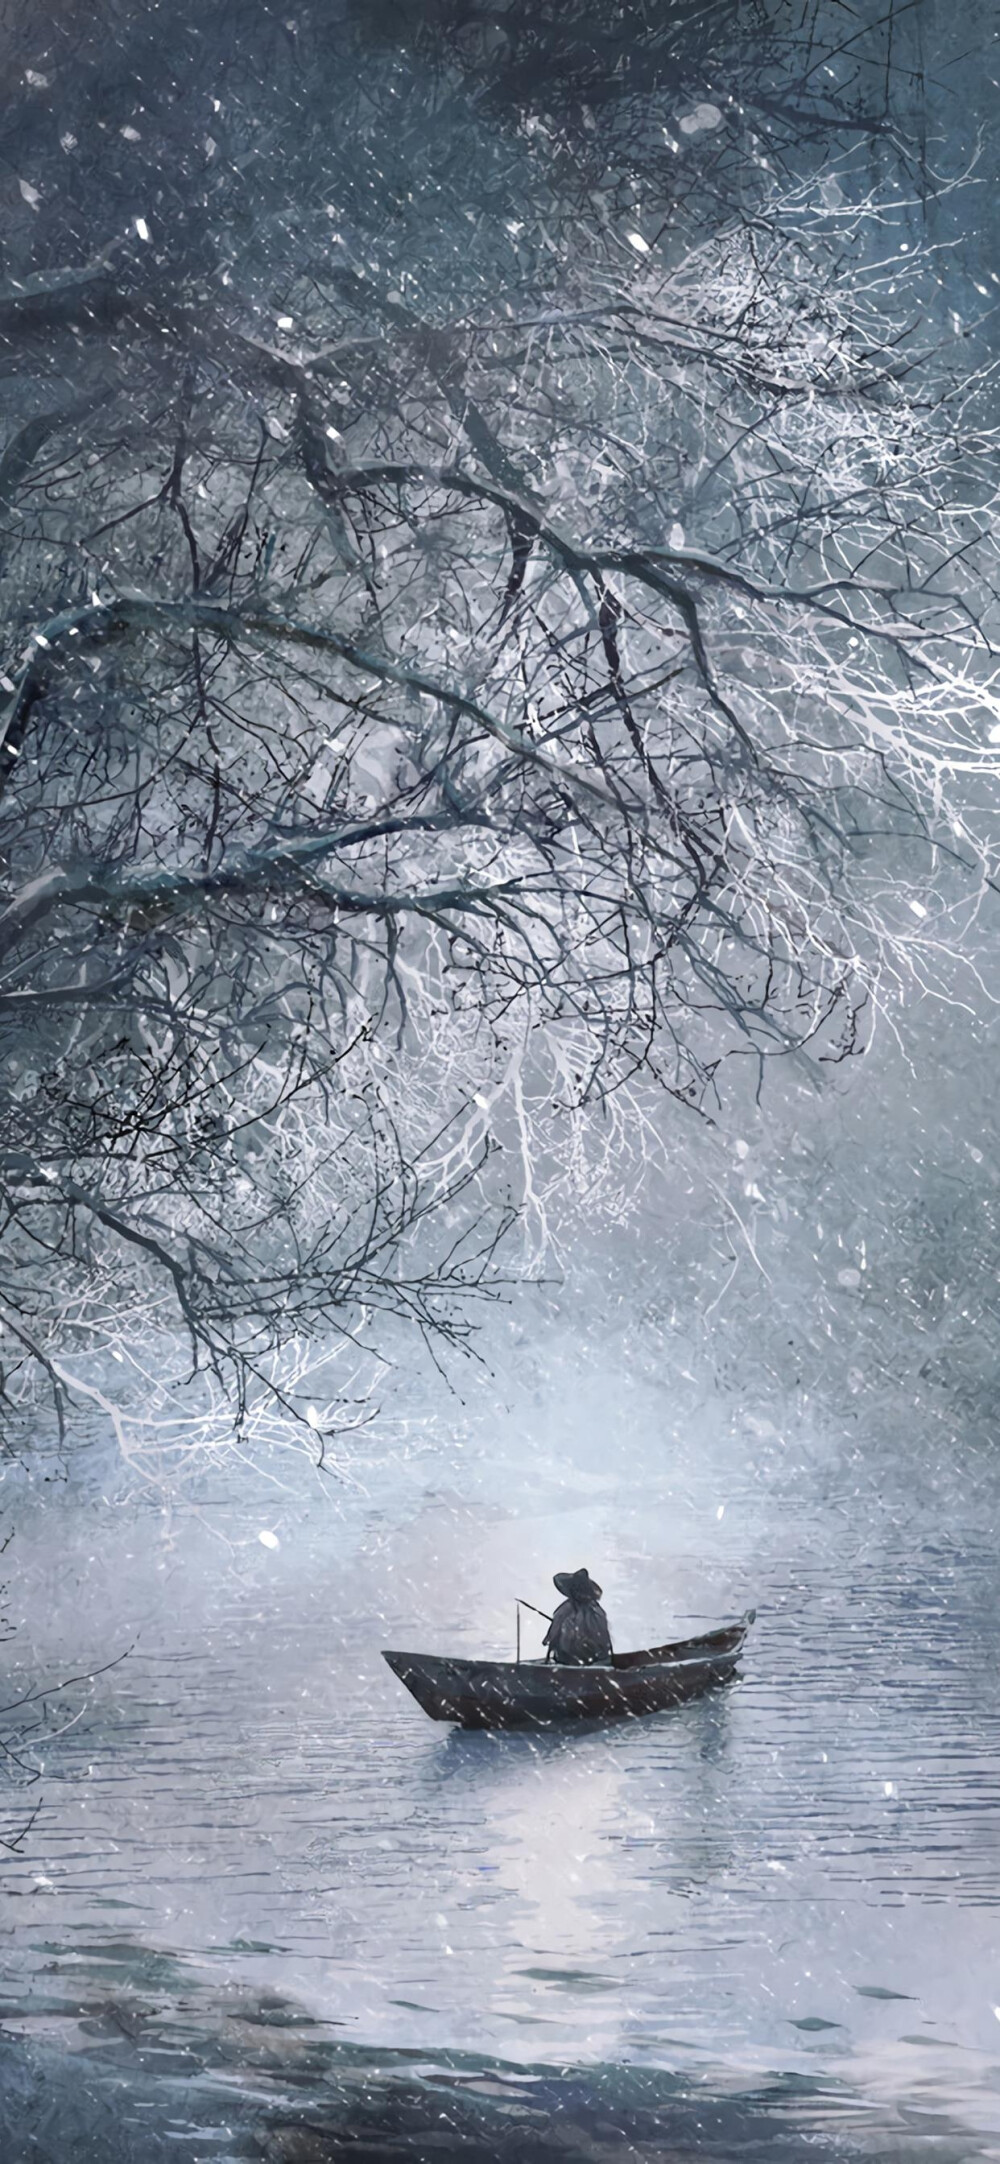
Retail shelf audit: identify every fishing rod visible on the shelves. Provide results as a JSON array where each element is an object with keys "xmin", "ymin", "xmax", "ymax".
[{"xmin": 515, "ymin": 1597, "xmax": 553, "ymax": 1664}]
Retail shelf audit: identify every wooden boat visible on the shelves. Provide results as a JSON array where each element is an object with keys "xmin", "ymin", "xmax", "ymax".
[{"xmin": 382, "ymin": 1611, "xmax": 755, "ymax": 1730}]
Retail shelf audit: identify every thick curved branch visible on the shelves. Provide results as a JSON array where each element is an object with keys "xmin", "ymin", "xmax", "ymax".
[
  {"xmin": 0, "ymin": 595, "xmax": 628, "ymax": 815},
  {"xmin": 331, "ymin": 461, "xmax": 977, "ymax": 654},
  {"xmin": 0, "ymin": 244, "xmax": 132, "ymax": 337},
  {"xmin": 0, "ymin": 841, "xmax": 525, "ymax": 955}
]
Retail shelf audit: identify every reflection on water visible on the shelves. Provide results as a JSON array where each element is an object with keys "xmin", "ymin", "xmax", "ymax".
[{"xmin": 4, "ymin": 1328, "xmax": 1000, "ymax": 2151}]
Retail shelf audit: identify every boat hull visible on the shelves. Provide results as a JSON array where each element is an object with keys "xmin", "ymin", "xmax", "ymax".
[{"xmin": 382, "ymin": 1614, "xmax": 753, "ymax": 1729}]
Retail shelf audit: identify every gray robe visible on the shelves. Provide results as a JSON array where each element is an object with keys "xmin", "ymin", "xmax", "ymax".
[{"xmin": 543, "ymin": 1595, "xmax": 613, "ymax": 1665}]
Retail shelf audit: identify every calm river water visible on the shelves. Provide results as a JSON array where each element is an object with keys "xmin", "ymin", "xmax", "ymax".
[{"xmin": 3, "ymin": 1305, "xmax": 1000, "ymax": 2155}]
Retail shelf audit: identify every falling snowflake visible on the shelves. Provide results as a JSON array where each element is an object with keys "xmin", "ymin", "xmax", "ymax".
[{"xmin": 678, "ymin": 103, "xmax": 724, "ymax": 135}]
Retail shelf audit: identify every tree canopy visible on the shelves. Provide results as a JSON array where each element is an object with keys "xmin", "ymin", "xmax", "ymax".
[{"xmin": 0, "ymin": 0, "xmax": 997, "ymax": 1474}]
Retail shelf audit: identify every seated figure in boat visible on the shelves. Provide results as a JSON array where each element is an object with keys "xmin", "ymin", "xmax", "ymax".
[{"xmin": 543, "ymin": 1569, "xmax": 613, "ymax": 1665}]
